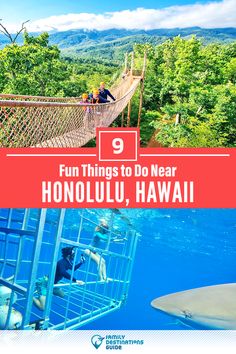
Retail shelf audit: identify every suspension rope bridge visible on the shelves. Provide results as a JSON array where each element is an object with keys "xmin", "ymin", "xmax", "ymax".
[{"xmin": 0, "ymin": 52, "xmax": 146, "ymax": 148}]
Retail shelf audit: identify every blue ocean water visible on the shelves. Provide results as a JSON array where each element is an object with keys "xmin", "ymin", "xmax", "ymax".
[{"xmin": 81, "ymin": 208, "xmax": 236, "ymax": 330}]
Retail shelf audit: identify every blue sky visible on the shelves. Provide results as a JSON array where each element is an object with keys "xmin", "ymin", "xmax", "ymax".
[
  {"xmin": 1, "ymin": 0, "xmax": 211, "ymax": 22},
  {"xmin": 1, "ymin": 0, "xmax": 235, "ymax": 32}
]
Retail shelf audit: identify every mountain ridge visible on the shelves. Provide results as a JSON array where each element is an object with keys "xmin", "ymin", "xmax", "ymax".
[{"xmin": 0, "ymin": 27, "xmax": 236, "ymax": 61}]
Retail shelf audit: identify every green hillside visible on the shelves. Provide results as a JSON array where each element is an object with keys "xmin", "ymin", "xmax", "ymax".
[
  {"xmin": 0, "ymin": 30, "xmax": 235, "ymax": 148},
  {"xmin": 53, "ymin": 28, "xmax": 236, "ymax": 61},
  {"xmin": 1, "ymin": 27, "xmax": 236, "ymax": 61}
]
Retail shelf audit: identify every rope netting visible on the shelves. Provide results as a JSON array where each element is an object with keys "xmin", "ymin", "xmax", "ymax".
[
  {"xmin": 0, "ymin": 94, "xmax": 78, "ymax": 103},
  {"xmin": 0, "ymin": 72, "xmax": 141, "ymax": 147}
]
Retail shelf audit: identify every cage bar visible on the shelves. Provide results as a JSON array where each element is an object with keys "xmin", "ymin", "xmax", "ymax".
[{"xmin": 0, "ymin": 208, "xmax": 138, "ymax": 330}]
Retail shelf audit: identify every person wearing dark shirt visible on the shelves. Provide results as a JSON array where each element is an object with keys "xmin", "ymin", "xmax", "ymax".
[
  {"xmin": 33, "ymin": 247, "xmax": 85, "ymax": 310},
  {"xmin": 99, "ymin": 82, "xmax": 116, "ymax": 101},
  {"xmin": 53, "ymin": 247, "xmax": 85, "ymax": 298},
  {"xmin": 90, "ymin": 89, "xmax": 110, "ymax": 104},
  {"xmin": 54, "ymin": 256, "xmax": 82, "ymax": 283}
]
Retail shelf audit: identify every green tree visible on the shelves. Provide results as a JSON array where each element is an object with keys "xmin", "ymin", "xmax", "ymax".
[{"xmin": 138, "ymin": 37, "xmax": 236, "ymax": 147}]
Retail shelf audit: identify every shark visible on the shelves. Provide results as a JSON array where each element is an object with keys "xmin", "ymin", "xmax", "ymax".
[{"xmin": 151, "ymin": 283, "xmax": 236, "ymax": 330}]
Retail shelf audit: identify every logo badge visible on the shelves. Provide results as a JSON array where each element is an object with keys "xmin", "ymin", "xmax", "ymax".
[{"xmin": 91, "ymin": 335, "xmax": 105, "ymax": 349}]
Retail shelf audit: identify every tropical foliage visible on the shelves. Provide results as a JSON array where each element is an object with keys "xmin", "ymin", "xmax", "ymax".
[
  {"xmin": 136, "ymin": 37, "xmax": 236, "ymax": 147},
  {"xmin": 0, "ymin": 31, "xmax": 235, "ymax": 147},
  {"xmin": 0, "ymin": 32, "xmax": 119, "ymax": 97}
]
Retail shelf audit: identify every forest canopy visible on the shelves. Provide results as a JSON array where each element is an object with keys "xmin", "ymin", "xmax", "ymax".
[
  {"xmin": 0, "ymin": 32, "xmax": 119, "ymax": 97},
  {"xmin": 135, "ymin": 37, "xmax": 236, "ymax": 147},
  {"xmin": 0, "ymin": 32, "xmax": 235, "ymax": 147}
]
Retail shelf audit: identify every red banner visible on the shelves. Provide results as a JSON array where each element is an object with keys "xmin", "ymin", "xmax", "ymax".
[{"xmin": 0, "ymin": 128, "xmax": 235, "ymax": 208}]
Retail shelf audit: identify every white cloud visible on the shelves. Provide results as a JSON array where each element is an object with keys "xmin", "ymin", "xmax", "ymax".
[{"xmin": 6, "ymin": 0, "xmax": 236, "ymax": 33}]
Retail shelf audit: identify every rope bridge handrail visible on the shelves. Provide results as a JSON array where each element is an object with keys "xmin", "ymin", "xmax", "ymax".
[
  {"xmin": 0, "ymin": 69, "xmax": 142, "ymax": 103},
  {"xmin": 0, "ymin": 93, "xmax": 80, "ymax": 103},
  {"xmin": 0, "ymin": 73, "xmax": 142, "ymax": 147}
]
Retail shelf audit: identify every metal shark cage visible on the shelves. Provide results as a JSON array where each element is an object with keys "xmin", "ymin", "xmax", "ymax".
[{"xmin": 0, "ymin": 208, "xmax": 138, "ymax": 330}]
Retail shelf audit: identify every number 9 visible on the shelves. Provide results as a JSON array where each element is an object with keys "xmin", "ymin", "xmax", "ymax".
[{"xmin": 112, "ymin": 138, "xmax": 124, "ymax": 155}]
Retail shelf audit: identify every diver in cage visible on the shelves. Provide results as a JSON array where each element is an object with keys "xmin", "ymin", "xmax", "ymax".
[
  {"xmin": 33, "ymin": 275, "xmax": 49, "ymax": 311},
  {"xmin": 53, "ymin": 246, "xmax": 85, "ymax": 298},
  {"xmin": 33, "ymin": 247, "xmax": 85, "ymax": 310},
  {"xmin": 84, "ymin": 219, "xmax": 110, "ymax": 282}
]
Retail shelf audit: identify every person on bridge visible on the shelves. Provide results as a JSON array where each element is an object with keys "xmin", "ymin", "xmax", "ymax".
[
  {"xmin": 79, "ymin": 93, "xmax": 90, "ymax": 105},
  {"xmin": 89, "ymin": 89, "xmax": 109, "ymax": 130},
  {"xmin": 90, "ymin": 89, "xmax": 109, "ymax": 104},
  {"xmin": 79, "ymin": 93, "xmax": 91, "ymax": 130},
  {"xmin": 99, "ymin": 82, "xmax": 116, "ymax": 102}
]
